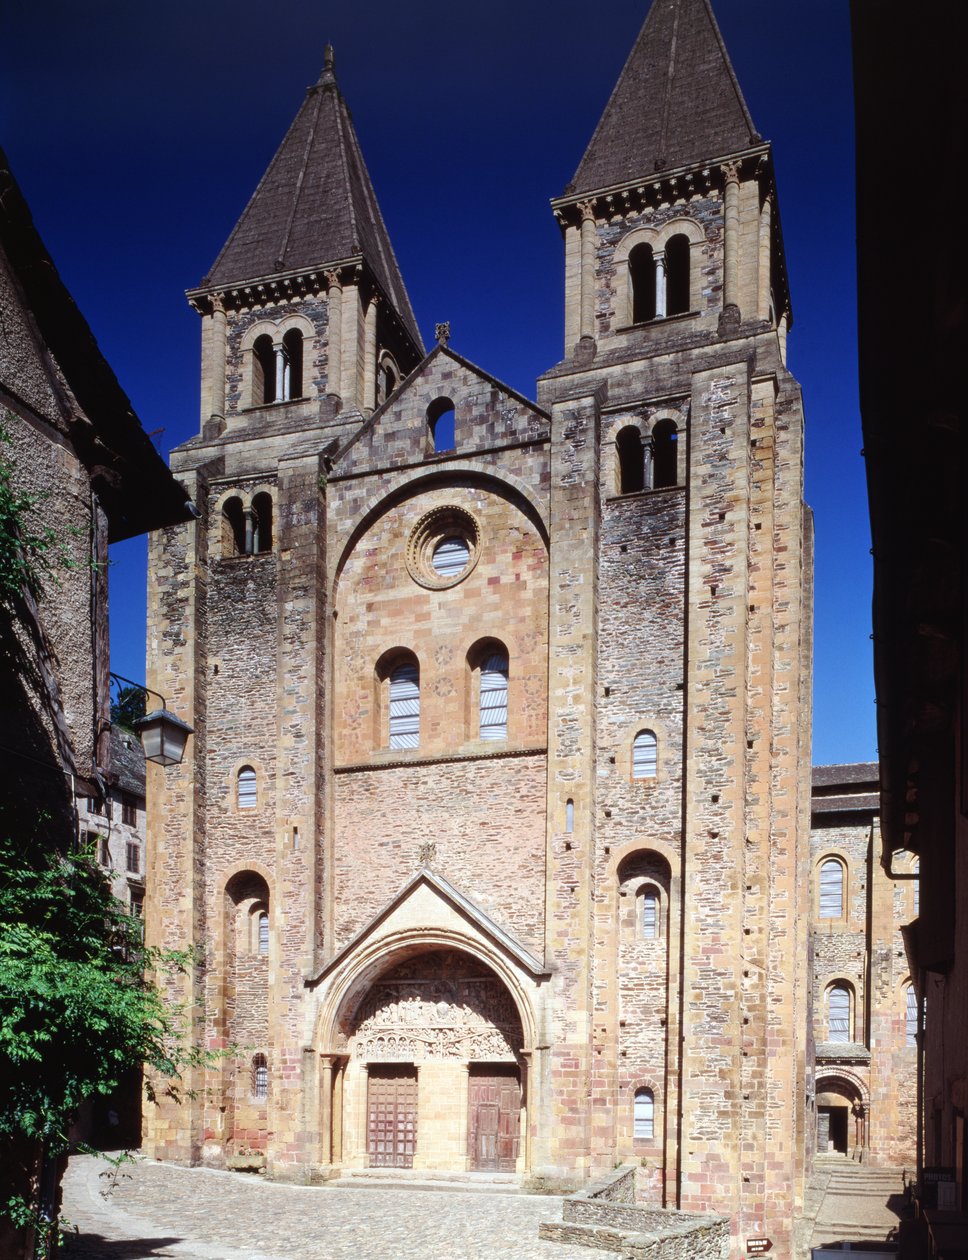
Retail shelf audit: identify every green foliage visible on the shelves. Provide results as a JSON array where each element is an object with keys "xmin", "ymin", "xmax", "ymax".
[
  {"xmin": 0, "ymin": 835, "xmax": 199, "ymax": 1147},
  {"xmin": 110, "ymin": 684, "xmax": 147, "ymax": 732},
  {"xmin": 0, "ymin": 425, "xmax": 74, "ymax": 607}
]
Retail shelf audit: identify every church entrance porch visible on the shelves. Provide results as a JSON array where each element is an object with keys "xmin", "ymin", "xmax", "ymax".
[{"xmin": 336, "ymin": 950, "xmax": 527, "ymax": 1174}]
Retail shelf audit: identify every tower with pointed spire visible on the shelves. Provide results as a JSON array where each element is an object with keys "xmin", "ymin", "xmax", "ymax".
[{"xmin": 144, "ymin": 4, "xmax": 811, "ymax": 1253}]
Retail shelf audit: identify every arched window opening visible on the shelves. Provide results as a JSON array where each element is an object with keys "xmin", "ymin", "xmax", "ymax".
[
  {"xmin": 632, "ymin": 730, "xmax": 658, "ymax": 779},
  {"xmin": 641, "ymin": 886, "xmax": 659, "ymax": 939},
  {"xmin": 389, "ymin": 661, "xmax": 420, "ymax": 749},
  {"xmin": 378, "ymin": 356, "xmax": 400, "ymax": 405},
  {"xmin": 432, "ymin": 536, "xmax": 470, "ymax": 579},
  {"xmin": 222, "ymin": 497, "xmax": 246, "ymax": 556},
  {"xmin": 819, "ymin": 858, "xmax": 845, "ymax": 919},
  {"xmin": 252, "ymin": 492, "xmax": 273, "ymax": 554},
  {"xmin": 905, "ymin": 984, "xmax": 918, "ymax": 1047},
  {"xmin": 427, "ymin": 397, "xmax": 456, "ymax": 453},
  {"xmin": 633, "ymin": 1088, "xmax": 654, "ymax": 1139},
  {"xmin": 237, "ymin": 765, "xmax": 257, "ymax": 809},
  {"xmin": 652, "ymin": 420, "xmax": 678, "ymax": 489},
  {"xmin": 827, "ymin": 985, "xmax": 851, "ymax": 1043},
  {"xmin": 257, "ymin": 910, "xmax": 269, "ymax": 956},
  {"xmin": 479, "ymin": 652, "xmax": 509, "ymax": 741},
  {"xmin": 616, "ymin": 426, "xmax": 645, "ymax": 494},
  {"xmin": 282, "ymin": 328, "xmax": 303, "ymax": 400},
  {"xmin": 565, "ymin": 799, "xmax": 574, "ymax": 833},
  {"xmin": 665, "ymin": 234, "xmax": 690, "ymax": 316},
  {"xmin": 912, "ymin": 858, "xmax": 920, "ymax": 916},
  {"xmin": 629, "ymin": 243, "xmax": 656, "ymax": 323},
  {"xmin": 253, "ymin": 335, "xmax": 275, "ymax": 405},
  {"xmin": 252, "ymin": 1054, "xmax": 268, "ymax": 1099}
]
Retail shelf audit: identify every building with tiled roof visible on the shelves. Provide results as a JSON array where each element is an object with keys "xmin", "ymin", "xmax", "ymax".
[{"xmin": 144, "ymin": 1, "xmax": 814, "ymax": 1253}]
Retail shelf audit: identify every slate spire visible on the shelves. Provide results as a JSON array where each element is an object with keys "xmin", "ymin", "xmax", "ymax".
[
  {"xmin": 203, "ymin": 50, "xmax": 421, "ymax": 348},
  {"xmin": 569, "ymin": 0, "xmax": 759, "ymax": 195}
]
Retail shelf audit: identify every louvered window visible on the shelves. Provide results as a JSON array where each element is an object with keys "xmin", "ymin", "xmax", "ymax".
[
  {"xmin": 258, "ymin": 911, "xmax": 269, "ymax": 956},
  {"xmin": 642, "ymin": 889, "xmax": 658, "ymax": 939},
  {"xmin": 432, "ymin": 537, "xmax": 469, "ymax": 579},
  {"xmin": 913, "ymin": 859, "xmax": 919, "ymax": 916},
  {"xmin": 252, "ymin": 1054, "xmax": 268, "ymax": 1099},
  {"xmin": 905, "ymin": 985, "xmax": 918, "ymax": 1047},
  {"xmin": 819, "ymin": 859, "xmax": 844, "ymax": 918},
  {"xmin": 238, "ymin": 766, "xmax": 257, "ymax": 809},
  {"xmin": 565, "ymin": 799, "xmax": 574, "ymax": 833},
  {"xmin": 479, "ymin": 654, "xmax": 509, "ymax": 740},
  {"xmin": 633, "ymin": 1088, "xmax": 654, "ymax": 1139},
  {"xmin": 828, "ymin": 986, "xmax": 850, "ymax": 1042},
  {"xmin": 389, "ymin": 663, "xmax": 420, "ymax": 749},
  {"xmin": 126, "ymin": 842, "xmax": 140, "ymax": 874},
  {"xmin": 632, "ymin": 730, "xmax": 657, "ymax": 778}
]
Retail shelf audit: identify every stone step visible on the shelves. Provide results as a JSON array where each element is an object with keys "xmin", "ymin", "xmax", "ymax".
[{"xmin": 332, "ymin": 1168, "xmax": 524, "ymax": 1195}]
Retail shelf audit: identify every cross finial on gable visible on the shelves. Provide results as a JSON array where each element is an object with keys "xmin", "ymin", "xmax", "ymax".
[{"xmin": 435, "ymin": 321, "xmax": 451, "ymax": 347}]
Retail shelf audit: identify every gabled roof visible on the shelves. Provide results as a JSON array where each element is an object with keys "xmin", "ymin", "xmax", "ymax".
[
  {"xmin": 203, "ymin": 49, "xmax": 421, "ymax": 348},
  {"xmin": 569, "ymin": 0, "xmax": 759, "ymax": 195}
]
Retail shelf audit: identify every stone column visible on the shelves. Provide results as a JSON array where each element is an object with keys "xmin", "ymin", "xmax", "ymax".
[
  {"xmin": 458, "ymin": 1063, "xmax": 471, "ymax": 1169},
  {"xmin": 654, "ymin": 251, "xmax": 667, "ymax": 319},
  {"xmin": 326, "ymin": 272, "xmax": 343, "ymax": 400},
  {"xmin": 209, "ymin": 293, "xmax": 227, "ymax": 420},
  {"xmin": 274, "ymin": 345, "xmax": 286, "ymax": 402},
  {"xmin": 757, "ymin": 194, "xmax": 772, "ymax": 320},
  {"xmin": 320, "ymin": 1056, "xmax": 335, "ymax": 1164},
  {"xmin": 579, "ymin": 201, "xmax": 597, "ymax": 341},
  {"xmin": 563, "ymin": 222, "xmax": 581, "ymax": 352},
  {"xmin": 519, "ymin": 1052, "xmax": 532, "ymax": 1173},
  {"xmin": 722, "ymin": 162, "xmax": 741, "ymax": 316},
  {"xmin": 363, "ymin": 294, "xmax": 379, "ymax": 413},
  {"xmin": 643, "ymin": 435, "xmax": 654, "ymax": 491},
  {"xmin": 340, "ymin": 283, "xmax": 362, "ymax": 410}
]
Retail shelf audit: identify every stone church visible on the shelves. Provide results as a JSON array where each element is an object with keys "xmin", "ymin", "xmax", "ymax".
[{"xmin": 144, "ymin": 0, "xmax": 814, "ymax": 1251}]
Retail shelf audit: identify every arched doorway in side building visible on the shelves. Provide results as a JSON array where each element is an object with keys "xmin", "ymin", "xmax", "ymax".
[
  {"xmin": 334, "ymin": 949, "xmax": 527, "ymax": 1173},
  {"xmin": 816, "ymin": 1074, "xmax": 868, "ymax": 1156}
]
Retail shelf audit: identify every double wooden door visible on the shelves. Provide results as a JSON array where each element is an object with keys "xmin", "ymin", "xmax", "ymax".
[
  {"xmin": 468, "ymin": 1066, "xmax": 521, "ymax": 1171},
  {"xmin": 367, "ymin": 1066, "xmax": 418, "ymax": 1168}
]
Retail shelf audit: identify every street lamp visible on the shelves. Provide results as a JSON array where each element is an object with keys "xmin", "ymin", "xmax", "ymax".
[{"xmin": 110, "ymin": 673, "xmax": 194, "ymax": 767}]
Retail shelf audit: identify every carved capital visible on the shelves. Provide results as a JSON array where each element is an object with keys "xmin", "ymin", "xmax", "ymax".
[
  {"xmin": 325, "ymin": 270, "xmax": 342, "ymax": 293},
  {"xmin": 578, "ymin": 199, "xmax": 597, "ymax": 223},
  {"xmin": 209, "ymin": 291, "xmax": 225, "ymax": 316},
  {"xmin": 721, "ymin": 160, "xmax": 741, "ymax": 186}
]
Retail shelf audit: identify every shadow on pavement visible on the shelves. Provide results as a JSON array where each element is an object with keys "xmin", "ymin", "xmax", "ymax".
[{"xmin": 62, "ymin": 1233, "xmax": 185, "ymax": 1259}]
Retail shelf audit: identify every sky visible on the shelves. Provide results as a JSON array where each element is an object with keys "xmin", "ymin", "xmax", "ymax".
[{"xmin": 0, "ymin": 0, "xmax": 873, "ymax": 767}]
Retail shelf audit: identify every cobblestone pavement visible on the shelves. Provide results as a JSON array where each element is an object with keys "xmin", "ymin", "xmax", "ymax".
[{"xmin": 61, "ymin": 1155, "xmax": 595, "ymax": 1260}]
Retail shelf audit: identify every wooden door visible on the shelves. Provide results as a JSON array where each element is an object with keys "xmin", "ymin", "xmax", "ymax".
[
  {"xmin": 367, "ymin": 1066, "xmax": 417, "ymax": 1168},
  {"xmin": 817, "ymin": 1108, "xmax": 831, "ymax": 1151},
  {"xmin": 468, "ymin": 1066, "xmax": 520, "ymax": 1171}
]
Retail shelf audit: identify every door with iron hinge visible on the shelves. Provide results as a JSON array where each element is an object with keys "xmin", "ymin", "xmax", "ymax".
[{"xmin": 367, "ymin": 1065, "xmax": 417, "ymax": 1168}]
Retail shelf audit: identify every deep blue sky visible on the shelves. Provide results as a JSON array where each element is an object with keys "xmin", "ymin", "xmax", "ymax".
[{"xmin": 1, "ymin": 0, "xmax": 872, "ymax": 766}]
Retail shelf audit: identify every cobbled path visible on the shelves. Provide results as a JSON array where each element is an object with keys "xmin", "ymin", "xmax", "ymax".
[{"xmin": 61, "ymin": 1154, "xmax": 594, "ymax": 1260}]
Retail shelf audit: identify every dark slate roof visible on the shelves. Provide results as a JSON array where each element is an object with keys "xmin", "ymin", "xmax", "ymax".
[
  {"xmin": 569, "ymin": 0, "xmax": 759, "ymax": 195},
  {"xmin": 0, "ymin": 149, "xmax": 193, "ymax": 542},
  {"xmin": 204, "ymin": 50, "xmax": 421, "ymax": 349},
  {"xmin": 813, "ymin": 762, "xmax": 879, "ymax": 788},
  {"xmin": 109, "ymin": 725, "xmax": 145, "ymax": 796}
]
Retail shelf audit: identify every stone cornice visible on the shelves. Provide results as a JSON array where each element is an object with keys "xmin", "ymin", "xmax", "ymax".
[{"xmin": 551, "ymin": 143, "xmax": 772, "ymax": 226}]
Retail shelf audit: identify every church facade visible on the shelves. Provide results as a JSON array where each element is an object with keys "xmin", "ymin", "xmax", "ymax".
[{"xmin": 143, "ymin": 0, "xmax": 814, "ymax": 1251}]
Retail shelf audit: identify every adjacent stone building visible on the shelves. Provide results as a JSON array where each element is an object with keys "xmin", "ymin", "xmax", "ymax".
[
  {"xmin": 144, "ymin": 0, "xmax": 814, "ymax": 1252},
  {"xmin": 810, "ymin": 764, "xmax": 917, "ymax": 1168},
  {"xmin": 77, "ymin": 725, "xmax": 147, "ymax": 918}
]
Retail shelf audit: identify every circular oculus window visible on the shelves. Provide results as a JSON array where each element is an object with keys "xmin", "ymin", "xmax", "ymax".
[{"xmin": 406, "ymin": 507, "xmax": 481, "ymax": 589}]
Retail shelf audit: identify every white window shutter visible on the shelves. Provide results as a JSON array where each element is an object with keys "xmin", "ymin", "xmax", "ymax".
[
  {"xmin": 479, "ymin": 654, "xmax": 508, "ymax": 740},
  {"xmin": 632, "ymin": 731, "xmax": 657, "ymax": 778},
  {"xmin": 389, "ymin": 664, "xmax": 420, "ymax": 749}
]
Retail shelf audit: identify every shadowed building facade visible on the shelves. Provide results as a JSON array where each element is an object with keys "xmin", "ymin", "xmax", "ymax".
[{"xmin": 143, "ymin": 1, "xmax": 814, "ymax": 1251}]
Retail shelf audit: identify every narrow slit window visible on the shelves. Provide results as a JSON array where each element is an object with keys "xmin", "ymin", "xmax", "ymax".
[
  {"xmin": 565, "ymin": 799, "xmax": 574, "ymax": 833},
  {"xmin": 665, "ymin": 233, "xmax": 690, "ymax": 316},
  {"xmin": 651, "ymin": 420, "xmax": 678, "ymax": 489},
  {"xmin": 252, "ymin": 1054, "xmax": 268, "ymax": 1099},
  {"xmin": 238, "ymin": 766, "xmax": 257, "ymax": 809},
  {"xmin": 827, "ymin": 985, "xmax": 850, "ymax": 1043},
  {"xmin": 389, "ymin": 662, "xmax": 420, "ymax": 749},
  {"xmin": 819, "ymin": 859, "xmax": 844, "ymax": 918},
  {"xmin": 629, "ymin": 243, "xmax": 656, "ymax": 323},
  {"xmin": 912, "ymin": 859, "xmax": 919, "ymax": 916},
  {"xmin": 617, "ymin": 426, "xmax": 645, "ymax": 494},
  {"xmin": 632, "ymin": 730, "xmax": 657, "ymax": 779},
  {"xmin": 479, "ymin": 653, "xmax": 509, "ymax": 740},
  {"xmin": 633, "ymin": 1088, "xmax": 654, "ymax": 1139},
  {"xmin": 641, "ymin": 888, "xmax": 658, "ymax": 939},
  {"xmin": 258, "ymin": 911, "xmax": 269, "ymax": 956},
  {"xmin": 905, "ymin": 985, "xmax": 917, "ymax": 1047}
]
